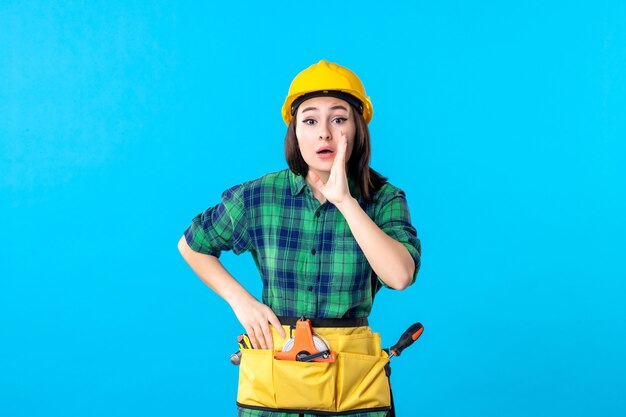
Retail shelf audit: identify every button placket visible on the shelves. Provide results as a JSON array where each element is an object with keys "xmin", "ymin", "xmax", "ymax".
[
  {"xmin": 305, "ymin": 198, "xmax": 321, "ymax": 315},
  {"xmin": 311, "ymin": 204, "xmax": 328, "ymax": 314}
]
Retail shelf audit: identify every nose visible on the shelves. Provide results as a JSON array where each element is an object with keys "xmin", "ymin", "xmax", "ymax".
[{"xmin": 318, "ymin": 122, "xmax": 331, "ymax": 141}]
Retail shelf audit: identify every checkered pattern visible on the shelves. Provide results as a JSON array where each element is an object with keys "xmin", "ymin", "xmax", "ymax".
[
  {"xmin": 236, "ymin": 406, "xmax": 390, "ymax": 417},
  {"xmin": 184, "ymin": 169, "xmax": 420, "ymax": 319}
]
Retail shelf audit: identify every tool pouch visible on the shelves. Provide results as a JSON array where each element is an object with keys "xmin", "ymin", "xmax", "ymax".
[{"xmin": 236, "ymin": 327, "xmax": 391, "ymax": 415}]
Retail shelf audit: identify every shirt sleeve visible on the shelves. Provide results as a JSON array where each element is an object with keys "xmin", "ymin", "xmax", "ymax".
[
  {"xmin": 183, "ymin": 185, "xmax": 252, "ymax": 257},
  {"xmin": 375, "ymin": 189, "xmax": 422, "ymax": 288}
]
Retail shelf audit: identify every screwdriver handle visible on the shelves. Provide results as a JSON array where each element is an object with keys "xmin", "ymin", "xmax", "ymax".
[{"xmin": 389, "ymin": 322, "xmax": 424, "ymax": 357}]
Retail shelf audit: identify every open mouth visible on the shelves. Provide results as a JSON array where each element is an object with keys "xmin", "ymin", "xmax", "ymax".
[{"xmin": 316, "ymin": 147, "xmax": 334, "ymax": 155}]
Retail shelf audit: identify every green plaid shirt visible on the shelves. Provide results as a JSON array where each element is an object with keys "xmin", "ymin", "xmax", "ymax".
[{"xmin": 184, "ymin": 169, "xmax": 420, "ymax": 319}]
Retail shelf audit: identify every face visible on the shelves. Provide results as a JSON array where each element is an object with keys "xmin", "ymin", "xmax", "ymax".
[{"xmin": 294, "ymin": 96, "xmax": 356, "ymax": 181}]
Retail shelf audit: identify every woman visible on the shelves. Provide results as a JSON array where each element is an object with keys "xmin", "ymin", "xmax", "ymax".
[{"xmin": 178, "ymin": 60, "xmax": 421, "ymax": 417}]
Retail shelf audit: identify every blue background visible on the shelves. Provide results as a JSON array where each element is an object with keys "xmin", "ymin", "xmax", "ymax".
[{"xmin": 2, "ymin": 1, "xmax": 625, "ymax": 416}]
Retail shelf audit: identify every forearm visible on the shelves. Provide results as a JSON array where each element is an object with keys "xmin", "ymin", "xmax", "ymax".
[
  {"xmin": 335, "ymin": 198, "xmax": 415, "ymax": 290},
  {"xmin": 177, "ymin": 236, "xmax": 252, "ymax": 306},
  {"xmin": 177, "ymin": 236, "xmax": 285, "ymax": 348}
]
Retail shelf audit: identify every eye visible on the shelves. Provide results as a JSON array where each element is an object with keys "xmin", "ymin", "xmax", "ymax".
[
  {"xmin": 332, "ymin": 117, "xmax": 348, "ymax": 124},
  {"xmin": 302, "ymin": 119, "xmax": 316, "ymax": 125}
]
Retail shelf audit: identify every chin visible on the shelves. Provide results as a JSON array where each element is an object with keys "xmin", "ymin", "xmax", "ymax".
[{"xmin": 306, "ymin": 166, "xmax": 331, "ymax": 178}]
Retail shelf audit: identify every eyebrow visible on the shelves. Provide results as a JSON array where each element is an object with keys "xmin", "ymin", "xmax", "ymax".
[{"xmin": 301, "ymin": 105, "xmax": 350, "ymax": 113}]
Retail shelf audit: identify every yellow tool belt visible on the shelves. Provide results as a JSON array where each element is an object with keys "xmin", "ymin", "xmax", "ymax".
[{"xmin": 236, "ymin": 318, "xmax": 391, "ymax": 415}]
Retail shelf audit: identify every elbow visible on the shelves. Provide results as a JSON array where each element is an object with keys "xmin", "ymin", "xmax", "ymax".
[
  {"xmin": 383, "ymin": 269, "xmax": 415, "ymax": 291},
  {"xmin": 178, "ymin": 235, "xmax": 189, "ymax": 256},
  {"xmin": 385, "ymin": 265, "xmax": 415, "ymax": 291},
  {"xmin": 390, "ymin": 275, "xmax": 412, "ymax": 291},
  {"xmin": 384, "ymin": 244, "xmax": 418, "ymax": 290}
]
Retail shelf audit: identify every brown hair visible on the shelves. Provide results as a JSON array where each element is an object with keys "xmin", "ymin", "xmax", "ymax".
[{"xmin": 284, "ymin": 104, "xmax": 387, "ymax": 201}]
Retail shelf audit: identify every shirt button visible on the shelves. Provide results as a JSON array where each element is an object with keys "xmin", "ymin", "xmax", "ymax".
[
  {"xmin": 307, "ymin": 285, "xmax": 313, "ymax": 291},
  {"xmin": 311, "ymin": 248, "xmax": 316, "ymax": 255},
  {"xmin": 315, "ymin": 212, "xmax": 321, "ymax": 218}
]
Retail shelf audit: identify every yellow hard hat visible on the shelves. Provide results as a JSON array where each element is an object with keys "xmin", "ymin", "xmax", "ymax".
[{"xmin": 282, "ymin": 60, "xmax": 373, "ymax": 125}]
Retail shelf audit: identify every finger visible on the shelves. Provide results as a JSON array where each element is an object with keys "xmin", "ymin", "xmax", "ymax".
[
  {"xmin": 268, "ymin": 313, "xmax": 286, "ymax": 339},
  {"xmin": 336, "ymin": 131, "xmax": 348, "ymax": 160},
  {"xmin": 260, "ymin": 322, "xmax": 274, "ymax": 351},
  {"xmin": 244, "ymin": 326, "xmax": 259, "ymax": 349},
  {"xmin": 329, "ymin": 147, "xmax": 348, "ymax": 188},
  {"xmin": 252, "ymin": 324, "xmax": 268, "ymax": 350},
  {"xmin": 333, "ymin": 133, "xmax": 348, "ymax": 171}
]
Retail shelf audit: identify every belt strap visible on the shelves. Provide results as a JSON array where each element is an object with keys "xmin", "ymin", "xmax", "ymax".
[{"xmin": 277, "ymin": 316, "xmax": 368, "ymax": 328}]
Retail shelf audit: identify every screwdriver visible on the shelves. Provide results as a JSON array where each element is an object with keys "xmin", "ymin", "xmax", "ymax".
[
  {"xmin": 388, "ymin": 322, "xmax": 424, "ymax": 358},
  {"xmin": 230, "ymin": 334, "xmax": 252, "ymax": 366}
]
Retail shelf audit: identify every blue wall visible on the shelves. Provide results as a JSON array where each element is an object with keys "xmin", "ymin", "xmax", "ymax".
[{"xmin": 1, "ymin": 1, "xmax": 625, "ymax": 416}]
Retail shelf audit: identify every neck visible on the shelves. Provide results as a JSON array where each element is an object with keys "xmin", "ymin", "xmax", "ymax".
[
  {"xmin": 306, "ymin": 169, "xmax": 329, "ymax": 184},
  {"xmin": 305, "ymin": 171, "xmax": 328, "ymax": 204}
]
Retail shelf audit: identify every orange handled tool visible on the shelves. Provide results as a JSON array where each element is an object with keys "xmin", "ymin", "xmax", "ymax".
[
  {"xmin": 274, "ymin": 318, "xmax": 336, "ymax": 363},
  {"xmin": 388, "ymin": 322, "xmax": 424, "ymax": 358}
]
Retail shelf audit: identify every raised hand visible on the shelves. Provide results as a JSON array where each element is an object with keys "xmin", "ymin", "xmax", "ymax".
[{"xmin": 309, "ymin": 131, "xmax": 352, "ymax": 206}]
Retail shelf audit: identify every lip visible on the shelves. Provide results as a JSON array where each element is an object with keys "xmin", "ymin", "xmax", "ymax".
[
  {"xmin": 316, "ymin": 146, "xmax": 335, "ymax": 160},
  {"xmin": 316, "ymin": 146, "xmax": 334, "ymax": 153}
]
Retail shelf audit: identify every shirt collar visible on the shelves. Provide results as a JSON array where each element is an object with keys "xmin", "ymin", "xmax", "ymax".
[{"xmin": 289, "ymin": 169, "xmax": 308, "ymax": 196}]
